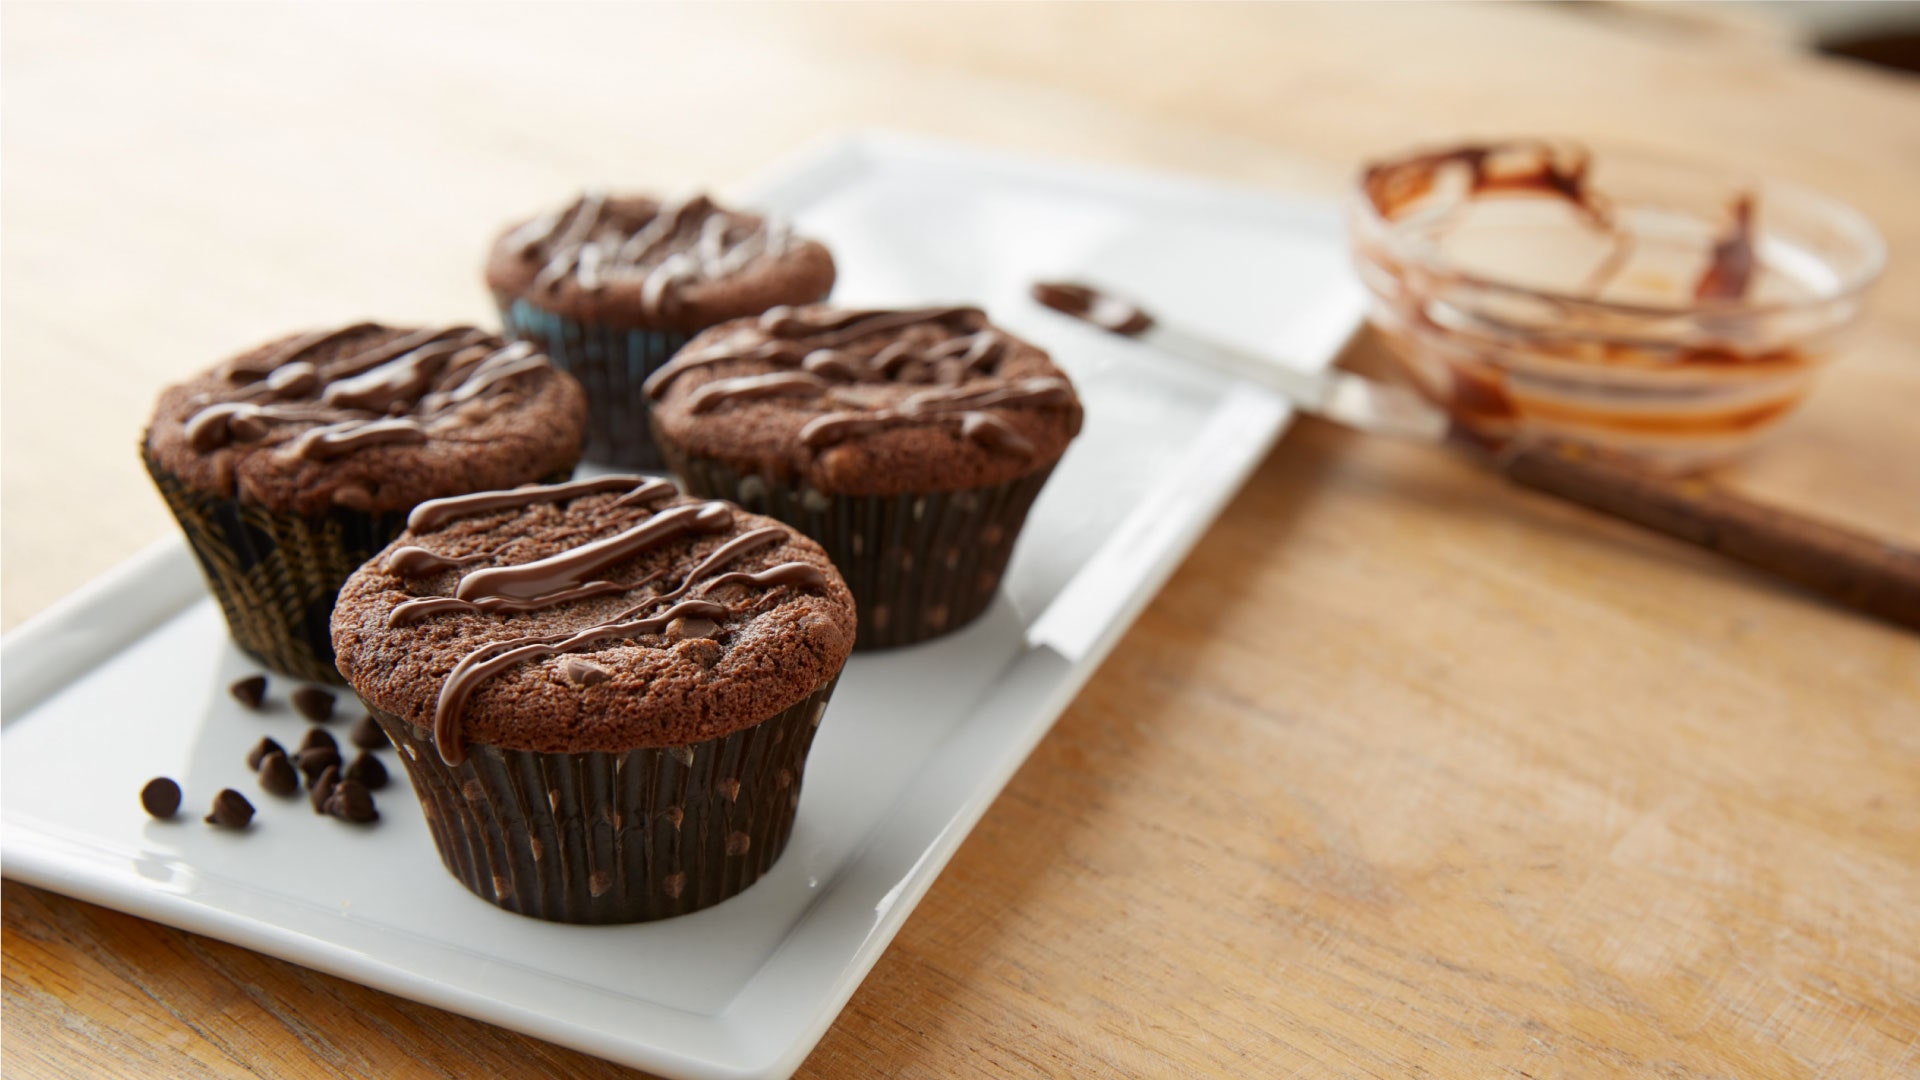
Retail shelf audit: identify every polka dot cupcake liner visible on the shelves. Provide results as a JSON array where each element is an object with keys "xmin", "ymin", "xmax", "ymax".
[
  {"xmin": 494, "ymin": 295, "xmax": 690, "ymax": 470},
  {"xmin": 374, "ymin": 678, "xmax": 837, "ymax": 924},
  {"xmin": 665, "ymin": 451, "xmax": 1057, "ymax": 650}
]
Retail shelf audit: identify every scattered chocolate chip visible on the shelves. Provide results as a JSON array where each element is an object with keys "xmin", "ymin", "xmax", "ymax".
[
  {"xmin": 141, "ymin": 777, "xmax": 181, "ymax": 819},
  {"xmin": 291, "ymin": 686, "xmax": 336, "ymax": 723},
  {"xmin": 257, "ymin": 751, "xmax": 299, "ymax": 797},
  {"xmin": 299, "ymin": 727, "xmax": 338, "ymax": 754},
  {"xmin": 205, "ymin": 789, "xmax": 254, "ymax": 828},
  {"xmin": 349, "ymin": 715, "xmax": 390, "ymax": 750},
  {"xmin": 245, "ymin": 736, "xmax": 286, "ymax": 772},
  {"xmin": 310, "ymin": 764, "xmax": 341, "ymax": 814},
  {"xmin": 325, "ymin": 778, "xmax": 379, "ymax": 824},
  {"xmin": 296, "ymin": 746, "xmax": 341, "ymax": 785},
  {"xmin": 345, "ymin": 751, "xmax": 389, "ymax": 791},
  {"xmin": 229, "ymin": 675, "xmax": 268, "ymax": 710}
]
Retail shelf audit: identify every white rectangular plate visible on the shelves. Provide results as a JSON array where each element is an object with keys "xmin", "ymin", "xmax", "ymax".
[{"xmin": 1, "ymin": 133, "xmax": 1361, "ymax": 1079}]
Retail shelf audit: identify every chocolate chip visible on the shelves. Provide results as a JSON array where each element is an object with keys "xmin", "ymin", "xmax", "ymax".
[
  {"xmin": 296, "ymin": 746, "xmax": 341, "ymax": 784},
  {"xmin": 344, "ymin": 751, "xmax": 389, "ymax": 791},
  {"xmin": 299, "ymin": 727, "xmax": 338, "ymax": 754},
  {"xmin": 309, "ymin": 764, "xmax": 341, "ymax": 814},
  {"xmin": 140, "ymin": 777, "xmax": 181, "ymax": 819},
  {"xmin": 561, "ymin": 657, "xmax": 609, "ymax": 686},
  {"xmin": 291, "ymin": 686, "xmax": 335, "ymax": 722},
  {"xmin": 205, "ymin": 789, "xmax": 254, "ymax": 828},
  {"xmin": 245, "ymin": 736, "xmax": 286, "ymax": 772},
  {"xmin": 229, "ymin": 675, "xmax": 268, "ymax": 710},
  {"xmin": 325, "ymin": 778, "xmax": 379, "ymax": 824},
  {"xmin": 349, "ymin": 715, "xmax": 390, "ymax": 750},
  {"xmin": 257, "ymin": 751, "xmax": 299, "ymax": 797},
  {"xmin": 665, "ymin": 616, "xmax": 717, "ymax": 642}
]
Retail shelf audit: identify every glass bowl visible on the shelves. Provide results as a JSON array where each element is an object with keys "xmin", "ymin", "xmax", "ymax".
[{"xmin": 1348, "ymin": 139, "xmax": 1885, "ymax": 469}]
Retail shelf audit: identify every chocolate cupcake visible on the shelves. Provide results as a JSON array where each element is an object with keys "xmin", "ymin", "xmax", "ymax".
[
  {"xmin": 647, "ymin": 305, "xmax": 1083, "ymax": 649},
  {"xmin": 485, "ymin": 193, "xmax": 836, "ymax": 468},
  {"xmin": 143, "ymin": 324, "xmax": 588, "ymax": 683},
  {"xmin": 331, "ymin": 476, "xmax": 855, "ymax": 923}
]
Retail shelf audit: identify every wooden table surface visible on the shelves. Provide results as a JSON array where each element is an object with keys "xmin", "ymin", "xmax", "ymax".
[{"xmin": 6, "ymin": 4, "xmax": 1918, "ymax": 1077}]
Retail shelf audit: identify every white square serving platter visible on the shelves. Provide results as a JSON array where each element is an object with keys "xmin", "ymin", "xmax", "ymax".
[{"xmin": 1, "ymin": 133, "xmax": 1362, "ymax": 1079}]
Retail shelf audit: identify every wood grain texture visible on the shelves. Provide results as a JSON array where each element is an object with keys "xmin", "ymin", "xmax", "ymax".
[{"xmin": 6, "ymin": 3, "xmax": 1919, "ymax": 1078}]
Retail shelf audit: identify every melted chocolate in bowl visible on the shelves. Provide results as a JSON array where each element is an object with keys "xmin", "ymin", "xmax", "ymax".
[{"xmin": 1349, "ymin": 139, "xmax": 1884, "ymax": 468}]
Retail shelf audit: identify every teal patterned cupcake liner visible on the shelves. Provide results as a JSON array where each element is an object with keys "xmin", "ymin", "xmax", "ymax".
[
  {"xmin": 495, "ymin": 295, "xmax": 688, "ymax": 470},
  {"xmin": 377, "ymin": 678, "xmax": 836, "ymax": 924},
  {"xmin": 666, "ymin": 450, "xmax": 1056, "ymax": 650}
]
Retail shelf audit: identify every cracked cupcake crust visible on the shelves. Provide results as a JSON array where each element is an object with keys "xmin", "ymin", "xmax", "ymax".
[
  {"xmin": 649, "ymin": 305, "xmax": 1084, "ymax": 496},
  {"xmin": 331, "ymin": 488, "xmax": 856, "ymax": 755}
]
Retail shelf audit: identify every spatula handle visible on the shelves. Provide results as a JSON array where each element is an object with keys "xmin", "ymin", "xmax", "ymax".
[{"xmin": 1498, "ymin": 441, "xmax": 1920, "ymax": 632}]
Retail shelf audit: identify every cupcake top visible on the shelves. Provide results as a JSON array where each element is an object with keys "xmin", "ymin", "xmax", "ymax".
[
  {"xmin": 484, "ymin": 193, "xmax": 836, "ymax": 333},
  {"xmin": 646, "ymin": 305, "xmax": 1083, "ymax": 495},
  {"xmin": 331, "ymin": 476, "xmax": 856, "ymax": 763},
  {"xmin": 145, "ymin": 324, "xmax": 588, "ymax": 517}
]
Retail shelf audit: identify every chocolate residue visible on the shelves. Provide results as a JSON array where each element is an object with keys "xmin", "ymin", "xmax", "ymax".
[
  {"xmin": 1362, "ymin": 141, "xmax": 1606, "ymax": 225},
  {"xmin": 1694, "ymin": 193, "xmax": 1757, "ymax": 302},
  {"xmin": 1362, "ymin": 139, "xmax": 1761, "ymax": 305},
  {"xmin": 1030, "ymin": 282, "xmax": 1154, "ymax": 336}
]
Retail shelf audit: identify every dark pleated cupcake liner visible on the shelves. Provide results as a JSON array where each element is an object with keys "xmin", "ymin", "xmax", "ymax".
[
  {"xmin": 143, "ymin": 450, "xmax": 574, "ymax": 684},
  {"xmin": 665, "ymin": 450, "xmax": 1056, "ymax": 650},
  {"xmin": 495, "ymin": 295, "xmax": 689, "ymax": 470},
  {"xmin": 375, "ymin": 678, "xmax": 836, "ymax": 924},
  {"xmin": 143, "ymin": 448, "xmax": 409, "ymax": 684}
]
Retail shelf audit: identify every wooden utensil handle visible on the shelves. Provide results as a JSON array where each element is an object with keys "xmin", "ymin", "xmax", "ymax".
[{"xmin": 1498, "ymin": 441, "xmax": 1920, "ymax": 632}]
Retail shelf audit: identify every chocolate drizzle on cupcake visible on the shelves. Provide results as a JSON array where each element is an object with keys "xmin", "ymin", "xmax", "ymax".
[
  {"xmin": 507, "ymin": 192, "xmax": 795, "ymax": 319},
  {"xmin": 183, "ymin": 326, "xmax": 555, "ymax": 460},
  {"xmin": 378, "ymin": 476, "xmax": 833, "ymax": 764},
  {"xmin": 484, "ymin": 192, "xmax": 836, "ymax": 469},
  {"xmin": 644, "ymin": 306, "xmax": 1074, "ymax": 458}
]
